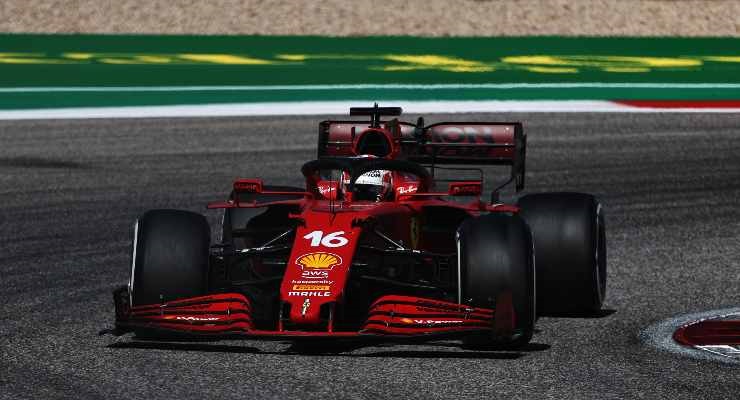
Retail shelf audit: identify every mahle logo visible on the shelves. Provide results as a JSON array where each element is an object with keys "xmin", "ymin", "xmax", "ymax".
[{"xmin": 296, "ymin": 252, "xmax": 342, "ymax": 270}]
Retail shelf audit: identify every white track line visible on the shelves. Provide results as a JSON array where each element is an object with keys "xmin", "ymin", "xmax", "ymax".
[
  {"xmin": 1, "ymin": 101, "xmax": 739, "ymax": 120},
  {"xmin": 1, "ymin": 83, "xmax": 739, "ymax": 92}
]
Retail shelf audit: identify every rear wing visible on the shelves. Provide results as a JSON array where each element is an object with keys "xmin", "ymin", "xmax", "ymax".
[{"xmin": 318, "ymin": 118, "xmax": 526, "ymax": 191}]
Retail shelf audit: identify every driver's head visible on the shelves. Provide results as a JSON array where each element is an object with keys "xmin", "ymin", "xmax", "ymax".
[{"xmin": 354, "ymin": 169, "xmax": 392, "ymax": 201}]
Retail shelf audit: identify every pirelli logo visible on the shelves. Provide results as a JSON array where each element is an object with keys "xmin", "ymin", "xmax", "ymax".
[{"xmin": 292, "ymin": 284, "xmax": 330, "ymax": 291}]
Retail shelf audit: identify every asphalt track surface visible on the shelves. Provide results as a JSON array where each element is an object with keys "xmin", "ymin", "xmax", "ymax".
[{"xmin": 1, "ymin": 113, "xmax": 738, "ymax": 399}]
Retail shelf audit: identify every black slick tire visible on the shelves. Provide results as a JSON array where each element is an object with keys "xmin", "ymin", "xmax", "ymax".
[
  {"xmin": 130, "ymin": 209, "xmax": 210, "ymax": 307},
  {"xmin": 517, "ymin": 192, "xmax": 606, "ymax": 316},
  {"xmin": 457, "ymin": 214, "xmax": 536, "ymax": 348}
]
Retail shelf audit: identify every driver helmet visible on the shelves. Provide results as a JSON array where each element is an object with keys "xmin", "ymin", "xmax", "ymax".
[{"xmin": 354, "ymin": 169, "xmax": 392, "ymax": 201}]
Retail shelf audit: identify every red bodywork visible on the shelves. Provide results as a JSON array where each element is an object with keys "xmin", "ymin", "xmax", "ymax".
[
  {"xmin": 115, "ymin": 293, "xmax": 508, "ymax": 339},
  {"xmin": 112, "ymin": 110, "xmax": 525, "ymax": 341}
]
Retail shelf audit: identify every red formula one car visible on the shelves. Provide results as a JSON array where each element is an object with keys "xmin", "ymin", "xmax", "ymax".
[{"xmin": 109, "ymin": 105, "xmax": 607, "ymax": 348}]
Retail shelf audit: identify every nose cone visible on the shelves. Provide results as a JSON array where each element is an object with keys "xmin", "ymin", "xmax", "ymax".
[{"xmin": 280, "ymin": 210, "xmax": 361, "ymax": 328}]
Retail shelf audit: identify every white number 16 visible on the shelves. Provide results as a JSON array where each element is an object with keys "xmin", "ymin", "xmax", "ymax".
[{"xmin": 303, "ymin": 230, "xmax": 348, "ymax": 247}]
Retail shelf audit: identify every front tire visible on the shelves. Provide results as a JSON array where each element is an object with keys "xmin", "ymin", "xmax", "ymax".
[
  {"xmin": 517, "ymin": 192, "xmax": 606, "ymax": 316},
  {"xmin": 130, "ymin": 209, "xmax": 210, "ymax": 306},
  {"xmin": 457, "ymin": 214, "xmax": 536, "ymax": 348}
]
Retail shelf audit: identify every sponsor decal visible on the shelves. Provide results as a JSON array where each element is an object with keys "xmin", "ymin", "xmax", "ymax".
[
  {"xmin": 432, "ymin": 126, "xmax": 498, "ymax": 144},
  {"xmin": 288, "ymin": 291, "xmax": 332, "ymax": 297},
  {"xmin": 358, "ymin": 169, "xmax": 384, "ymax": 178},
  {"xmin": 301, "ymin": 270, "xmax": 329, "ymax": 279},
  {"xmin": 301, "ymin": 298, "xmax": 311, "ymax": 316},
  {"xmin": 174, "ymin": 316, "xmax": 221, "ymax": 322},
  {"xmin": 414, "ymin": 319, "xmax": 464, "ymax": 325},
  {"xmin": 397, "ymin": 185, "xmax": 418, "ymax": 195},
  {"xmin": 399, "ymin": 318, "xmax": 464, "ymax": 325},
  {"xmin": 291, "ymin": 279, "xmax": 334, "ymax": 285},
  {"xmin": 449, "ymin": 182, "xmax": 482, "ymax": 196},
  {"xmin": 318, "ymin": 184, "xmax": 337, "ymax": 195},
  {"xmin": 296, "ymin": 252, "xmax": 342, "ymax": 270},
  {"xmin": 292, "ymin": 284, "xmax": 330, "ymax": 291},
  {"xmin": 425, "ymin": 126, "xmax": 511, "ymax": 158}
]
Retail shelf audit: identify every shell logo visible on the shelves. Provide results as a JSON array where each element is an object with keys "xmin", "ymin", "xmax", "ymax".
[{"xmin": 296, "ymin": 252, "xmax": 342, "ymax": 270}]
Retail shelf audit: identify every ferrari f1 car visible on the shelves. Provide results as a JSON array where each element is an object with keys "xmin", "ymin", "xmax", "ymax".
[{"xmin": 109, "ymin": 105, "xmax": 607, "ymax": 348}]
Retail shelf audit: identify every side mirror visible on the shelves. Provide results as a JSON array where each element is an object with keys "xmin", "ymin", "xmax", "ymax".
[{"xmin": 233, "ymin": 178, "xmax": 263, "ymax": 193}]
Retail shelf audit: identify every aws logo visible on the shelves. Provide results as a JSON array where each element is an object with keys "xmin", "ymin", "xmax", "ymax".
[{"xmin": 295, "ymin": 252, "xmax": 342, "ymax": 271}]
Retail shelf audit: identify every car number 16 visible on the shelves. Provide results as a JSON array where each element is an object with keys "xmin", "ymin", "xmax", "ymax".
[{"xmin": 303, "ymin": 230, "xmax": 348, "ymax": 248}]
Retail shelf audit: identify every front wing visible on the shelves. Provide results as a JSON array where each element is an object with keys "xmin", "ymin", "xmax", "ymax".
[{"xmin": 109, "ymin": 287, "xmax": 512, "ymax": 341}]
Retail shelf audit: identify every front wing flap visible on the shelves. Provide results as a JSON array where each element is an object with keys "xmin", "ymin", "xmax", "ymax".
[
  {"xmin": 111, "ymin": 286, "xmax": 254, "ymax": 335},
  {"xmin": 110, "ymin": 287, "xmax": 503, "ymax": 340}
]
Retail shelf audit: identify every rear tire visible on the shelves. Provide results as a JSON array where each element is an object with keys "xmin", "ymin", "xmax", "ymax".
[
  {"xmin": 130, "ymin": 209, "xmax": 210, "ymax": 306},
  {"xmin": 517, "ymin": 192, "xmax": 606, "ymax": 316},
  {"xmin": 457, "ymin": 214, "xmax": 536, "ymax": 348}
]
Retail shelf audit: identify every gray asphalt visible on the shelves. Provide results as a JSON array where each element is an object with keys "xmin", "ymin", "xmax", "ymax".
[{"xmin": 1, "ymin": 113, "xmax": 739, "ymax": 399}]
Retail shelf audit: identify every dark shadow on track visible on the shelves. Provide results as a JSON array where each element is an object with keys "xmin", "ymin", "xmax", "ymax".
[
  {"xmin": 541, "ymin": 309, "xmax": 617, "ymax": 319},
  {"xmin": 459, "ymin": 342, "xmax": 552, "ymax": 352},
  {"xmin": 108, "ymin": 341, "xmax": 261, "ymax": 354},
  {"xmin": 108, "ymin": 339, "xmax": 550, "ymax": 360},
  {"xmin": 345, "ymin": 350, "xmax": 525, "ymax": 359},
  {"xmin": 0, "ymin": 156, "xmax": 89, "ymax": 169}
]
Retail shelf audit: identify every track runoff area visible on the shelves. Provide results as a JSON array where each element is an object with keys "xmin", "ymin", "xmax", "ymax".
[
  {"xmin": 3, "ymin": 34, "xmax": 739, "ymax": 361},
  {"xmin": 1, "ymin": 34, "xmax": 740, "ymax": 118}
]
